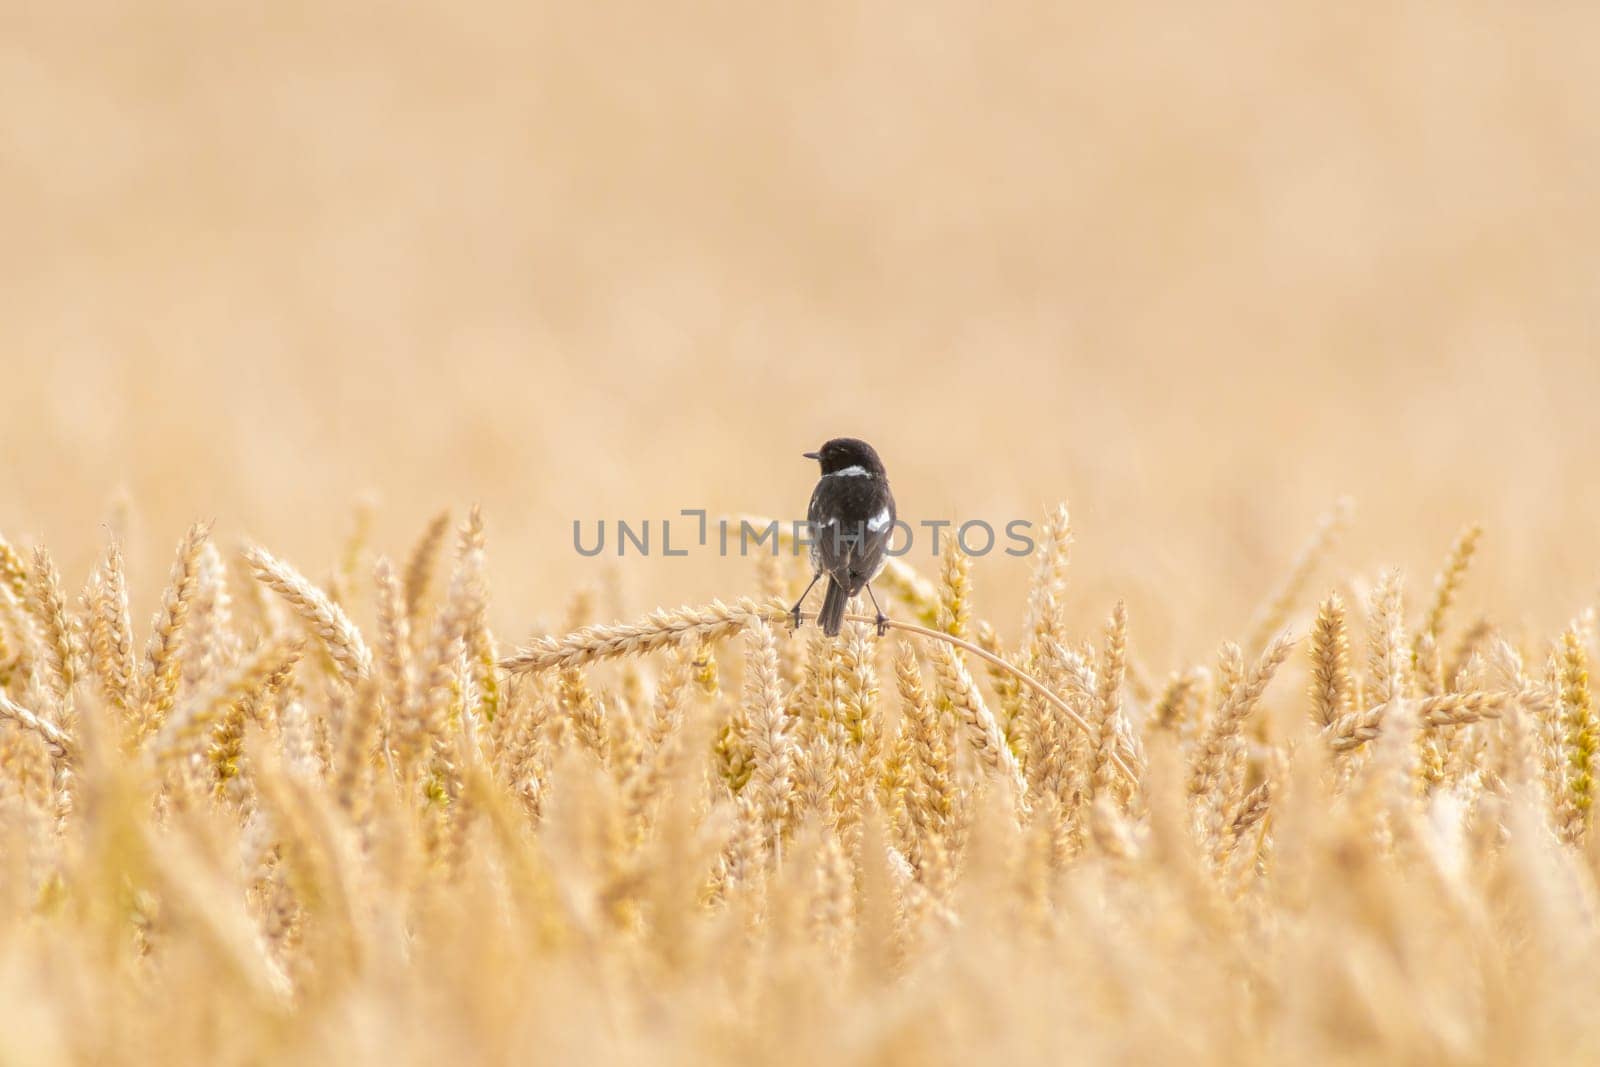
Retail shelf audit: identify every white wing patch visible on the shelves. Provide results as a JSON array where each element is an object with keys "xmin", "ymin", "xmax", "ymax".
[{"xmin": 867, "ymin": 507, "xmax": 892, "ymax": 533}]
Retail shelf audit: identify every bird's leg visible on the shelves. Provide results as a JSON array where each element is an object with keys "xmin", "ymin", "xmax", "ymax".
[
  {"xmin": 790, "ymin": 572, "xmax": 822, "ymax": 630},
  {"xmin": 864, "ymin": 582, "xmax": 890, "ymax": 637}
]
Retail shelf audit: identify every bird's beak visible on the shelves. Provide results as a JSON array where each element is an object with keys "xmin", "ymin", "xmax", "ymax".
[{"xmin": 802, "ymin": 451, "xmax": 820, "ymax": 460}]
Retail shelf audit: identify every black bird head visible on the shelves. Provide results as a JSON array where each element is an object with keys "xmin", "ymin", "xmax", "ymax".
[{"xmin": 804, "ymin": 438, "xmax": 887, "ymax": 477}]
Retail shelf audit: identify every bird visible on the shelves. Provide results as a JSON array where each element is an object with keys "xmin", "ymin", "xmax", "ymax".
[{"xmin": 791, "ymin": 437, "xmax": 897, "ymax": 637}]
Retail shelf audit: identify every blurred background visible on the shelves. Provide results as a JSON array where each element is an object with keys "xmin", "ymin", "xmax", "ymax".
[{"xmin": 3, "ymin": 2, "xmax": 1597, "ymax": 663}]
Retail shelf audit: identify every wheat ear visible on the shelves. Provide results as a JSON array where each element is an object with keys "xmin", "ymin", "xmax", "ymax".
[
  {"xmin": 27, "ymin": 547, "xmax": 79, "ymax": 716},
  {"xmin": 403, "ymin": 510, "xmax": 452, "ymax": 621},
  {"xmin": 929, "ymin": 637, "xmax": 1028, "ymax": 805},
  {"xmin": 740, "ymin": 619, "xmax": 792, "ymax": 845},
  {"xmin": 1557, "ymin": 630, "xmax": 1596, "ymax": 841},
  {"xmin": 88, "ymin": 539, "xmax": 140, "ymax": 718},
  {"xmin": 1245, "ymin": 497, "xmax": 1352, "ymax": 655},
  {"xmin": 937, "ymin": 535, "xmax": 972, "ymax": 639},
  {"xmin": 1308, "ymin": 593, "xmax": 1352, "ymax": 729},
  {"xmin": 141, "ymin": 521, "xmax": 213, "ymax": 732},
  {"xmin": 0, "ymin": 691, "xmax": 73, "ymax": 759},
  {"xmin": 1420, "ymin": 522, "xmax": 1483, "ymax": 644},
  {"xmin": 1190, "ymin": 634, "xmax": 1297, "ymax": 800},
  {"xmin": 1323, "ymin": 690, "xmax": 1512, "ymax": 753},
  {"xmin": 245, "ymin": 545, "xmax": 372, "ymax": 687}
]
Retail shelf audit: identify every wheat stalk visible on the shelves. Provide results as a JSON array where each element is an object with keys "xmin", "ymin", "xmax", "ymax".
[
  {"xmin": 937, "ymin": 534, "xmax": 972, "ymax": 639},
  {"xmin": 1246, "ymin": 497, "xmax": 1353, "ymax": 654},
  {"xmin": 1420, "ymin": 522, "xmax": 1483, "ymax": 644},
  {"xmin": 929, "ymin": 637, "xmax": 1028, "ymax": 805},
  {"xmin": 0, "ymin": 690, "xmax": 73, "ymax": 759},
  {"xmin": 740, "ymin": 619, "xmax": 791, "ymax": 845},
  {"xmin": 501, "ymin": 600, "xmax": 1138, "ymax": 786},
  {"xmin": 245, "ymin": 544, "xmax": 372, "ymax": 687},
  {"xmin": 1557, "ymin": 629, "xmax": 1596, "ymax": 841},
  {"xmin": 141, "ymin": 522, "xmax": 213, "ymax": 732},
  {"xmin": 1189, "ymin": 633, "xmax": 1297, "ymax": 853},
  {"xmin": 1308, "ymin": 593, "xmax": 1352, "ymax": 729},
  {"xmin": 156, "ymin": 637, "xmax": 307, "ymax": 766},
  {"xmin": 87, "ymin": 539, "xmax": 140, "ymax": 717},
  {"xmin": 1323, "ymin": 690, "xmax": 1513, "ymax": 753},
  {"xmin": 27, "ymin": 547, "xmax": 80, "ymax": 717},
  {"xmin": 403, "ymin": 510, "xmax": 452, "ymax": 621},
  {"xmin": 1089, "ymin": 601, "xmax": 1129, "ymax": 801}
]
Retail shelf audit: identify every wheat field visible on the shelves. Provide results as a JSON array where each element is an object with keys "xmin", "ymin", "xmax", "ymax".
[{"xmin": 6, "ymin": 3, "xmax": 1600, "ymax": 1064}]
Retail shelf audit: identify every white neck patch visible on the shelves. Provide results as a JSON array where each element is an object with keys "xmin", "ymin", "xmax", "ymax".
[{"xmin": 825, "ymin": 465, "xmax": 872, "ymax": 478}]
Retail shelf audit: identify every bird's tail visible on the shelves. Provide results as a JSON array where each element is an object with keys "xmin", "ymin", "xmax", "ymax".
[{"xmin": 819, "ymin": 578, "xmax": 848, "ymax": 637}]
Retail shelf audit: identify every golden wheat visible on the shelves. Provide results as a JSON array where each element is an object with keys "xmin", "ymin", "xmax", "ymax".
[
  {"xmin": 244, "ymin": 543, "xmax": 372, "ymax": 688},
  {"xmin": 4, "ymin": 499, "xmax": 1600, "ymax": 1063},
  {"xmin": 10, "ymin": 7, "xmax": 1600, "ymax": 1057}
]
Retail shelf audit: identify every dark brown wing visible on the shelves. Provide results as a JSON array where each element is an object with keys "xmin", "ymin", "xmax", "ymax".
[{"xmin": 808, "ymin": 476, "xmax": 893, "ymax": 595}]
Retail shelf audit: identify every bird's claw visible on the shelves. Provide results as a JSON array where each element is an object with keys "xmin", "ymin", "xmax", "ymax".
[{"xmin": 874, "ymin": 613, "xmax": 889, "ymax": 637}]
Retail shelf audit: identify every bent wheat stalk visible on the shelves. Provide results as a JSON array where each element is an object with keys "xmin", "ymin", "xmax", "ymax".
[
  {"xmin": 0, "ymin": 691, "xmax": 73, "ymax": 758},
  {"xmin": 499, "ymin": 598, "xmax": 1138, "ymax": 786},
  {"xmin": 245, "ymin": 545, "xmax": 372, "ymax": 687},
  {"xmin": 1323, "ymin": 689, "xmax": 1513, "ymax": 753}
]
